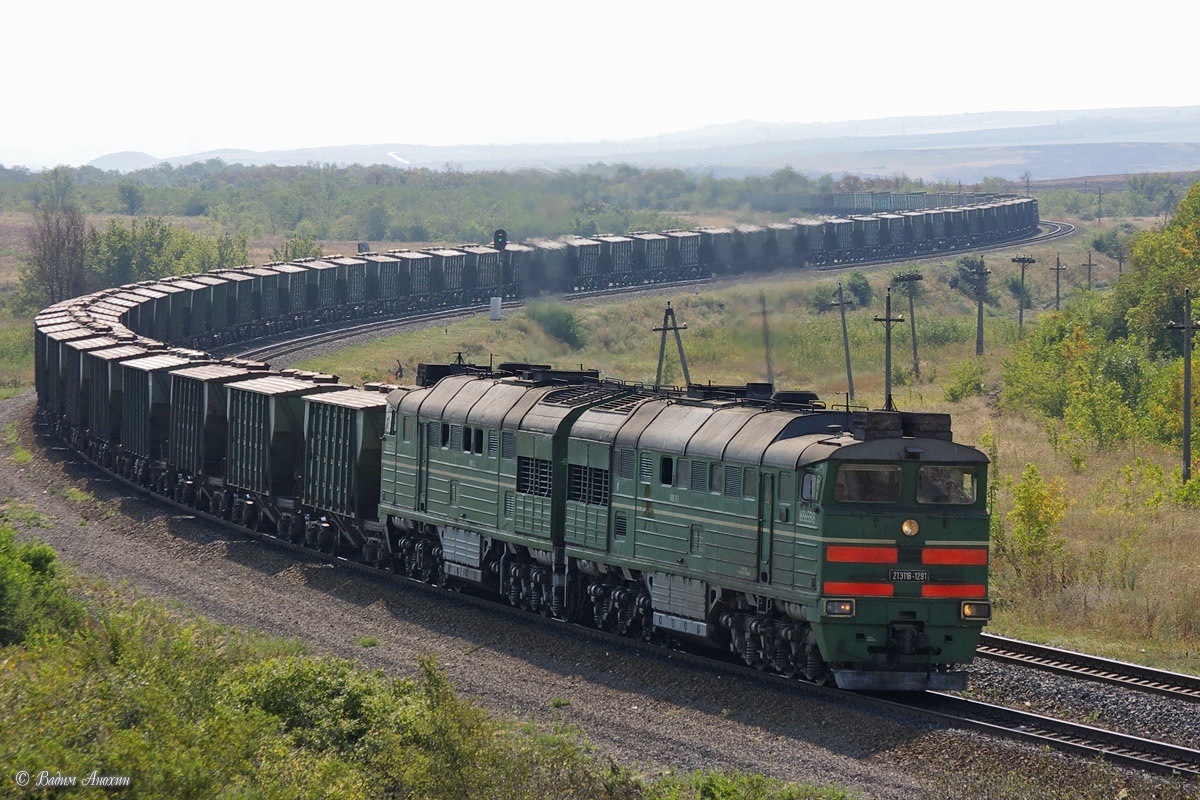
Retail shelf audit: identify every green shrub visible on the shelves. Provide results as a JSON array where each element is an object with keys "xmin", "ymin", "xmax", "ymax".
[
  {"xmin": 525, "ymin": 301, "xmax": 588, "ymax": 349},
  {"xmin": 0, "ymin": 526, "xmax": 83, "ymax": 645},
  {"xmin": 943, "ymin": 359, "xmax": 986, "ymax": 402}
]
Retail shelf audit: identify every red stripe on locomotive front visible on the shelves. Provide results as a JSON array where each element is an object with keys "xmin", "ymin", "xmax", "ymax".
[
  {"xmin": 823, "ymin": 582, "xmax": 895, "ymax": 597},
  {"xmin": 921, "ymin": 548, "xmax": 988, "ymax": 565}
]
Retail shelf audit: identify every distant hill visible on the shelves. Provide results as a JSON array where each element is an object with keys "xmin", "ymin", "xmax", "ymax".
[{"xmin": 90, "ymin": 106, "xmax": 1200, "ymax": 181}]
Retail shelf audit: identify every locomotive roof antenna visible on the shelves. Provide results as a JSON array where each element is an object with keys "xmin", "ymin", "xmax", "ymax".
[
  {"xmin": 653, "ymin": 302, "xmax": 692, "ymax": 391},
  {"xmin": 873, "ymin": 288, "xmax": 904, "ymax": 412},
  {"xmin": 759, "ymin": 292, "xmax": 775, "ymax": 389}
]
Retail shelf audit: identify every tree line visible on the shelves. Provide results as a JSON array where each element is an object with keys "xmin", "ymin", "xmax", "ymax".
[
  {"xmin": 16, "ymin": 168, "xmax": 249, "ymax": 312},
  {"xmin": 3, "ymin": 159, "xmax": 1027, "ymax": 251}
]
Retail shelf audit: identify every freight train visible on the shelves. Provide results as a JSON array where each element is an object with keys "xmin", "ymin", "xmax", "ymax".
[{"xmin": 33, "ymin": 198, "xmax": 1004, "ymax": 690}]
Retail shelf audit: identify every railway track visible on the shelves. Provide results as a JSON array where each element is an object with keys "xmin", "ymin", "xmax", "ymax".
[
  {"xmin": 976, "ymin": 632, "xmax": 1200, "ymax": 702},
  {"xmin": 40, "ymin": 396, "xmax": 1200, "ymax": 780},
  {"xmin": 898, "ymin": 692, "xmax": 1200, "ymax": 777}
]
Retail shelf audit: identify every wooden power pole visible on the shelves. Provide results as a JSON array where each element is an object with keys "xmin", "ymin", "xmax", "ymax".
[
  {"xmin": 832, "ymin": 282, "xmax": 855, "ymax": 401},
  {"xmin": 653, "ymin": 302, "xmax": 691, "ymax": 391},
  {"xmin": 874, "ymin": 288, "xmax": 904, "ymax": 411},
  {"xmin": 892, "ymin": 272, "xmax": 923, "ymax": 380},
  {"xmin": 1011, "ymin": 255, "xmax": 1036, "ymax": 338},
  {"xmin": 1168, "ymin": 288, "xmax": 1199, "ymax": 483}
]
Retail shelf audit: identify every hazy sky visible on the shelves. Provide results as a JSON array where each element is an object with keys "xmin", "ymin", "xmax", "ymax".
[{"xmin": 5, "ymin": 0, "xmax": 1196, "ymax": 169}]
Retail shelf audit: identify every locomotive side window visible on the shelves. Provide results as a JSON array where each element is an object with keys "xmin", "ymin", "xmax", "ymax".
[
  {"xmin": 676, "ymin": 459, "xmax": 689, "ymax": 489},
  {"xmin": 660, "ymin": 456, "xmax": 674, "ymax": 486},
  {"xmin": 800, "ymin": 471, "xmax": 821, "ymax": 502},
  {"xmin": 916, "ymin": 466, "xmax": 977, "ymax": 505},
  {"xmin": 742, "ymin": 467, "xmax": 757, "ymax": 499},
  {"xmin": 835, "ymin": 464, "xmax": 902, "ymax": 503}
]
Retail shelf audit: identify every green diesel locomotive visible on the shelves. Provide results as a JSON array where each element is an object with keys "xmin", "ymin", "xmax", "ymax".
[{"xmin": 377, "ymin": 363, "xmax": 990, "ymax": 691}]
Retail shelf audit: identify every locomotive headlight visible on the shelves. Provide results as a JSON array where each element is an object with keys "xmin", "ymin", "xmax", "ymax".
[
  {"xmin": 961, "ymin": 601, "xmax": 992, "ymax": 620},
  {"xmin": 901, "ymin": 519, "xmax": 920, "ymax": 537},
  {"xmin": 824, "ymin": 599, "xmax": 855, "ymax": 617}
]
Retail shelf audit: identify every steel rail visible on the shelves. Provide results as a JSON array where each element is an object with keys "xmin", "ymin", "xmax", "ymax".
[{"xmin": 977, "ymin": 632, "xmax": 1200, "ymax": 702}]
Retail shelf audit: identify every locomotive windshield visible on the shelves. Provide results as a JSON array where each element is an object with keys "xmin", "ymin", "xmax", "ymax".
[
  {"xmin": 916, "ymin": 465, "xmax": 977, "ymax": 505},
  {"xmin": 834, "ymin": 464, "xmax": 901, "ymax": 503}
]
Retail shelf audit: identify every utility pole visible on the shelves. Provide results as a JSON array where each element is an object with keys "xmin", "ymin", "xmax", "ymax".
[
  {"xmin": 1082, "ymin": 250, "xmax": 1095, "ymax": 291},
  {"xmin": 1011, "ymin": 255, "xmax": 1036, "ymax": 338},
  {"xmin": 1167, "ymin": 288, "xmax": 1199, "ymax": 483},
  {"xmin": 759, "ymin": 293, "xmax": 774, "ymax": 388},
  {"xmin": 653, "ymin": 301, "xmax": 692, "ymax": 391},
  {"xmin": 1050, "ymin": 254, "xmax": 1067, "ymax": 310},
  {"xmin": 1097, "ymin": 185, "xmax": 1103, "ymax": 222},
  {"xmin": 962, "ymin": 258, "xmax": 991, "ymax": 356},
  {"xmin": 873, "ymin": 288, "xmax": 905, "ymax": 411},
  {"xmin": 1117, "ymin": 243, "xmax": 1125, "ymax": 275},
  {"xmin": 892, "ymin": 272, "xmax": 923, "ymax": 380},
  {"xmin": 832, "ymin": 282, "xmax": 855, "ymax": 401}
]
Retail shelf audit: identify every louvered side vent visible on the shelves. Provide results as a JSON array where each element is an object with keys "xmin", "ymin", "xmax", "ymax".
[
  {"xmin": 620, "ymin": 449, "xmax": 635, "ymax": 480},
  {"xmin": 724, "ymin": 464, "xmax": 742, "ymax": 498}
]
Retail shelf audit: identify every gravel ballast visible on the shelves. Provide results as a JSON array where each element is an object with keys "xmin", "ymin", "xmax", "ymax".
[{"xmin": 4, "ymin": 390, "xmax": 1197, "ymax": 799}]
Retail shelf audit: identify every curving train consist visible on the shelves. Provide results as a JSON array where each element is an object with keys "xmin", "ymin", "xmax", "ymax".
[{"xmin": 34, "ymin": 196, "xmax": 1005, "ymax": 690}]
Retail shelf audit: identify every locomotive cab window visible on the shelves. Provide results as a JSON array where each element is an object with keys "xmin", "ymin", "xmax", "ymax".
[
  {"xmin": 834, "ymin": 464, "xmax": 902, "ymax": 503},
  {"xmin": 800, "ymin": 471, "xmax": 821, "ymax": 503},
  {"xmin": 916, "ymin": 465, "xmax": 977, "ymax": 505}
]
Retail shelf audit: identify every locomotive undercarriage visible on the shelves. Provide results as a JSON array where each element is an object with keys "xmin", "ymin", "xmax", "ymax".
[{"xmin": 717, "ymin": 595, "xmax": 826, "ymax": 682}]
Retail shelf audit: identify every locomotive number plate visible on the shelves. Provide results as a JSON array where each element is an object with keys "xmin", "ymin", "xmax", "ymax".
[{"xmin": 889, "ymin": 569, "xmax": 929, "ymax": 582}]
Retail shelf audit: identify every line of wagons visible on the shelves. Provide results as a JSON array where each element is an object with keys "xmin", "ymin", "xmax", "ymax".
[
  {"xmin": 37, "ymin": 197, "xmax": 1038, "ymax": 354},
  {"xmin": 35, "ymin": 289, "xmax": 992, "ymax": 690}
]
